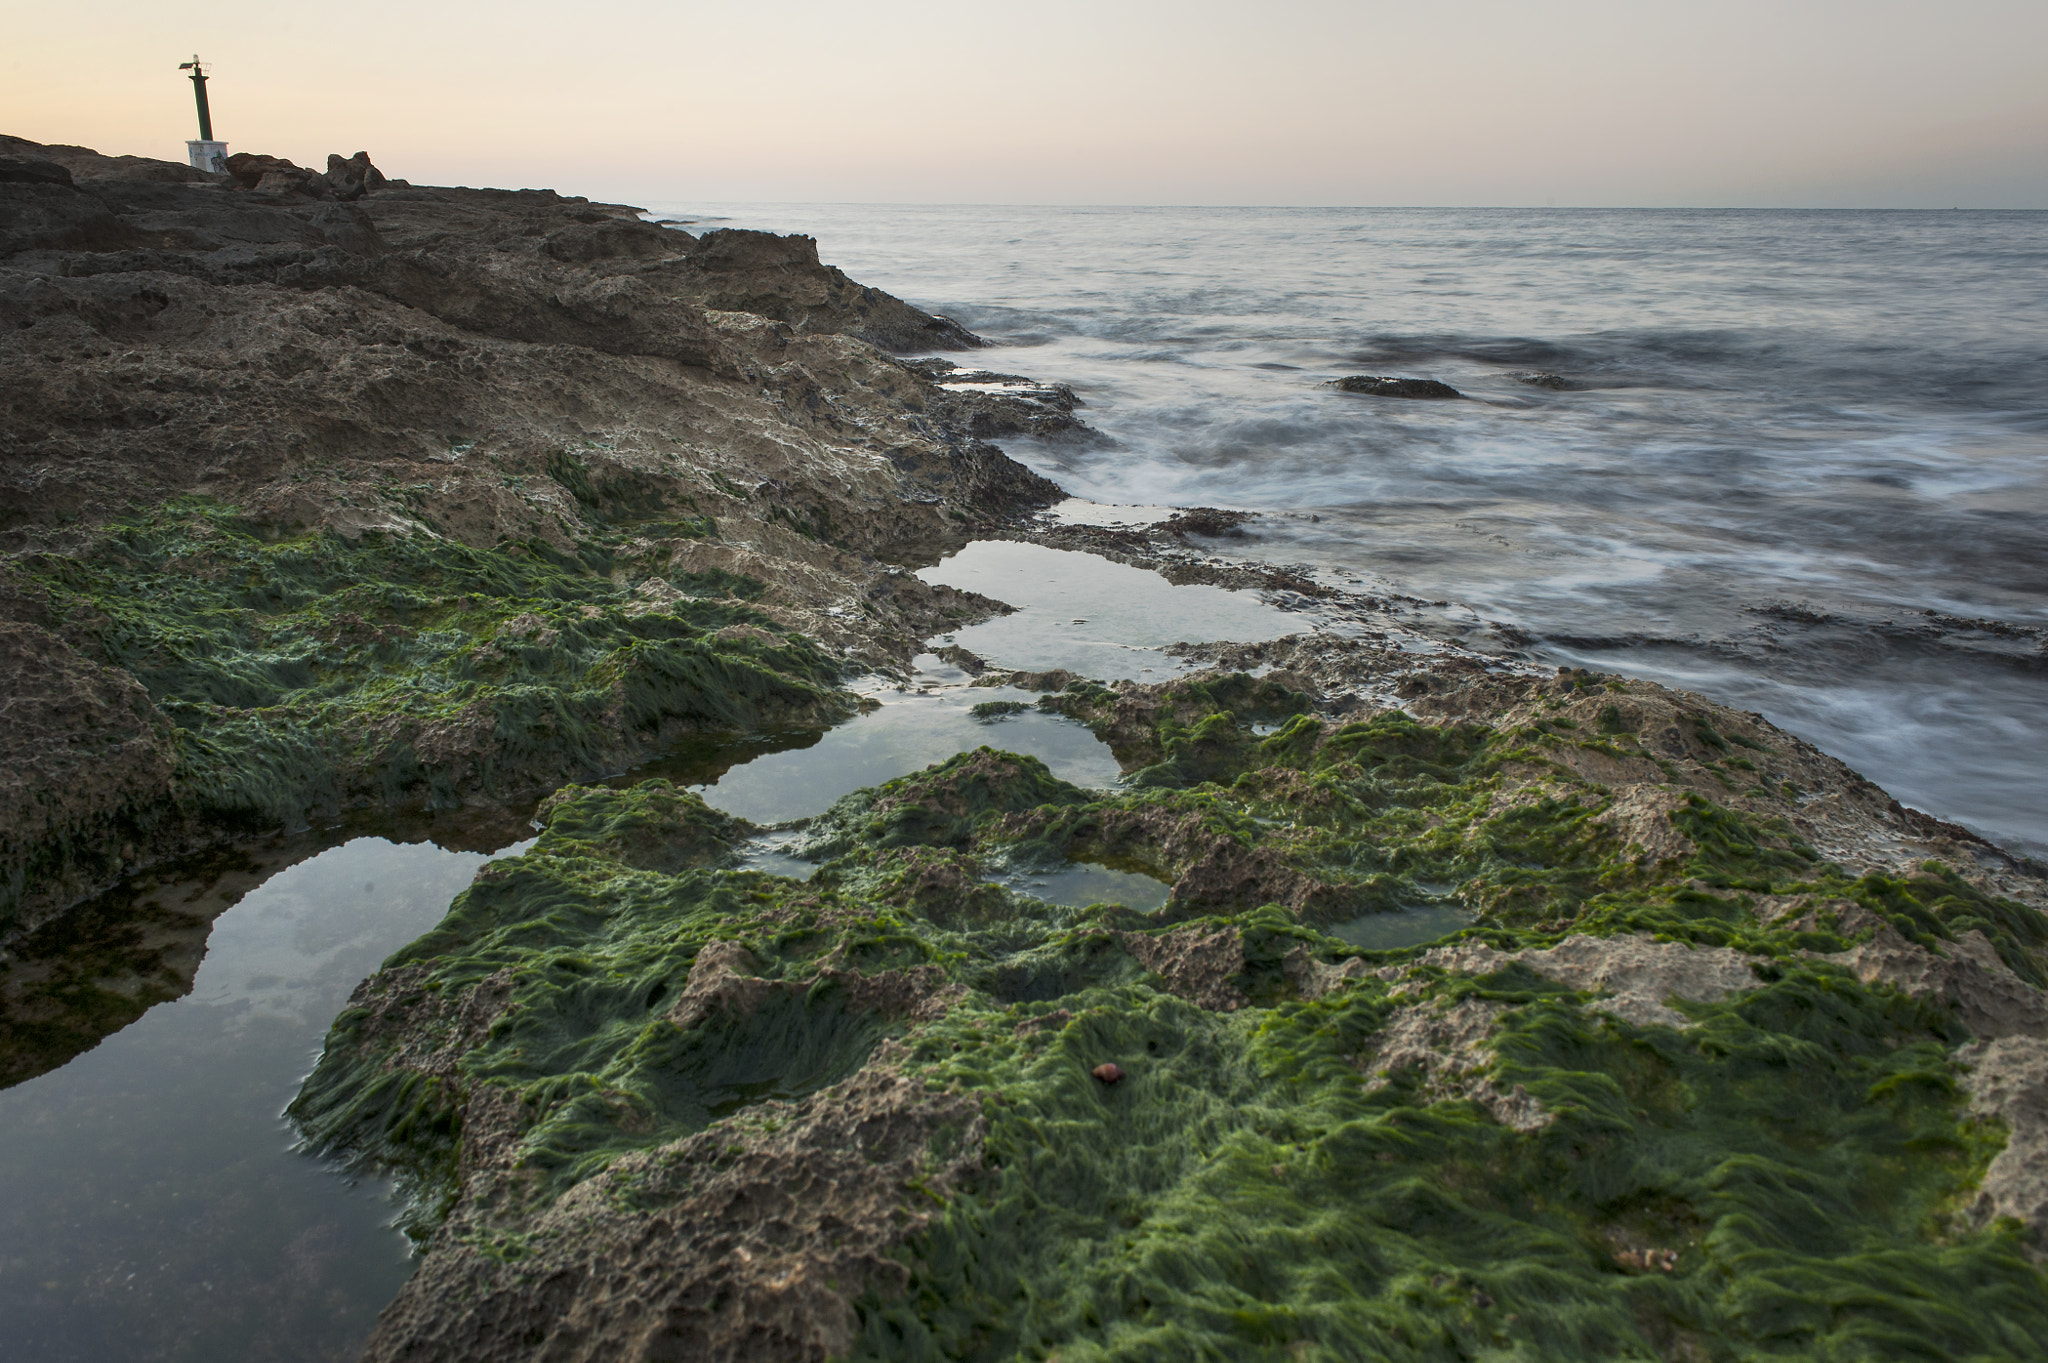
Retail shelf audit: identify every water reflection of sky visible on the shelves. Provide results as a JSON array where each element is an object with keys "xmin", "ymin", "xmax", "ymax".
[
  {"xmin": 916, "ymin": 540, "xmax": 1299, "ymax": 680},
  {"xmin": 0, "ymin": 836, "xmax": 523, "ymax": 1362},
  {"xmin": 697, "ymin": 653, "xmax": 1122, "ymax": 824}
]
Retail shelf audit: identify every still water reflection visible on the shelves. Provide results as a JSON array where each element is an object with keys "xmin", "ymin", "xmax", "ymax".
[{"xmin": 0, "ymin": 838, "xmax": 521, "ymax": 1362}]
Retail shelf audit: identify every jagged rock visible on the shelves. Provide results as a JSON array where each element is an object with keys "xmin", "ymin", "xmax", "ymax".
[
  {"xmin": 0, "ymin": 620, "xmax": 181, "ymax": 937},
  {"xmin": 305, "ymin": 201, "xmax": 385, "ymax": 255},
  {"xmin": 223, "ymin": 151, "xmax": 328, "ymax": 196},
  {"xmin": 0, "ymin": 172, "xmax": 141, "ymax": 253},
  {"xmin": 1823, "ymin": 918, "xmax": 2048, "ymax": 1041},
  {"xmin": 1282, "ymin": 943, "xmax": 1370, "ymax": 999},
  {"xmin": 1114, "ymin": 923, "xmax": 1247, "ymax": 1011},
  {"xmin": 542, "ymin": 217, "xmax": 682, "ymax": 263},
  {"xmin": 323, "ymin": 150, "xmax": 387, "ymax": 200},
  {"xmin": 691, "ymin": 227, "xmax": 823, "ymax": 271},
  {"xmin": 674, "ymin": 228, "xmax": 983, "ymax": 352},
  {"xmin": 360, "ymin": 1058, "xmax": 987, "ymax": 1363}
]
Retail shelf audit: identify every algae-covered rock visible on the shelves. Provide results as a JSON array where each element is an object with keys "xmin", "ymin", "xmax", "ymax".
[
  {"xmin": 532, "ymin": 781, "xmax": 752, "ymax": 874},
  {"xmin": 294, "ymin": 668, "xmax": 2048, "ymax": 1359},
  {"xmin": 0, "ymin": 498, "xmax": 851, "ymax": 931},
  {"xmin": 0, "ymin": 617, "xmax": 180, "ymax": 935},
  {"xmin": 1, "ymin": 136, "xmax": 1082, "ymax": 931}
]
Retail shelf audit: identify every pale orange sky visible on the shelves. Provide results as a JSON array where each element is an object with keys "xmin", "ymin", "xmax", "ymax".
[{"xmin": 7, "ymin": 0, "xmax": 2046, "ymax": 206}]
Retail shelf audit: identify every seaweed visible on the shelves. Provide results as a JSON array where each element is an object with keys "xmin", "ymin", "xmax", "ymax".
[
  {"xmin": 288, "ymin": 674, "xmax": 2048, "ymax": 1358},
  {"xmin": 10, "ymin": 497, "xmax": 852, "ymax": 836}
]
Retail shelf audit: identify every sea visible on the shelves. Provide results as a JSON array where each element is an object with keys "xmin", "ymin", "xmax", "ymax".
[{"xmin": 654, "ymin": 204, "xmax": 2048, "ymax": 859}]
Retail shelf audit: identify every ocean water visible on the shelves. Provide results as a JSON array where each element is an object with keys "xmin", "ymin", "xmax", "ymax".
[{"xmin": 653, "ymin": 204, "xmax": 2048, "ymax": 857}]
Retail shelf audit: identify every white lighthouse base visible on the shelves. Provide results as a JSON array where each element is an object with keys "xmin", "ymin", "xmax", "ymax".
[{"xmin": 186, "ymin": 140, "xmax": 228, "ymax": 174}]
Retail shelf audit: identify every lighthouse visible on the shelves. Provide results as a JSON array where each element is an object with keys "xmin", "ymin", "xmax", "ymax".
[{"xmin": 179, "ymin": 56, "xmax": 228, "ymax": 173}]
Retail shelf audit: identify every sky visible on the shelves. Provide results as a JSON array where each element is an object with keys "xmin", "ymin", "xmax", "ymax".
[{"xmin": 7, "ymin": 0, "xmax": 2046, "ymax": 207}]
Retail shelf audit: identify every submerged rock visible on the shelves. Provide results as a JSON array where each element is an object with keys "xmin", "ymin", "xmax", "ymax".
[
  {"xmin": 1328, "ymin": 374, "xmax": 1464, "ymax": 399},
  {"xmin": 1159, "ymin": 507, "xmax": 1253, "ymax": 539}
]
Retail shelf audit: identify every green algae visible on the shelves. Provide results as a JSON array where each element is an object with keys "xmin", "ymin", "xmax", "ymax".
[
  {"xmin": 855, "ymin": 969, "xmax": 2036, "ymax": 1362},
  {"xmin": 11, "ymin": 497, "xmax": 851, "ymax": 837},
  {"xmin": 289, "ymin": 673, "xmax": 2048, "ymax": 1358}
]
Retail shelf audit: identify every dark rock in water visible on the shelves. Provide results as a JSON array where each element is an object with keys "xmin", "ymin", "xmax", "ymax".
[
  {"xmin": 934, "ymin": 643, "xmax": 989, "ymax": 675},
  {"xmin": 1511, "ymin": 371, "xmax": 1575, "ymax": 390},
  {"xmin": 908, "ymin": 359, "xmax": 1090, "ymax": 440},
  {"xmin": 1329, "ymin": 375, "xmax": 1463, "ymax": 399},
  {"xmin": 1161, "ymin": 507, "xmax": 1252, "ymax": 539}
]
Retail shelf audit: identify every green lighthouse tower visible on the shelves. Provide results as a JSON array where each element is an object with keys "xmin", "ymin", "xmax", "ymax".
[{"xmin": 179, "ymin": 56, "xmax": 227, "ymax": 174}]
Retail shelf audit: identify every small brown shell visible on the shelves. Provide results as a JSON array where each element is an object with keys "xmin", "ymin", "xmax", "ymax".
[{"xmin": 1092, "ymin": 1062, "xmax": 1125, "ymax": 1084}]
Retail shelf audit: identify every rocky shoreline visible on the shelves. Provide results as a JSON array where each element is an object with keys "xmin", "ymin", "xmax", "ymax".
[
  {"xmin": 1, "ymin": 136, "xmax": 1070, "ymax": 940},
  {"xmin": 6, "ymin": 139, "xmax": 2048, "ymax": 1361}
]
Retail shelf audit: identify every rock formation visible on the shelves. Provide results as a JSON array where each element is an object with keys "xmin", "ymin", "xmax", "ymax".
[{"xmin": 0, "ymin": 136, "xmax": 1059, "ymax": 939}]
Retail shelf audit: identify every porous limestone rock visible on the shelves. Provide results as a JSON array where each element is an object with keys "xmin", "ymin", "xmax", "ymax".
[
  {"xmin": 1418, "ymin": 933, "xmax": 1762, "ymax": 1029},
  {"xmin": 1959, "ymin": 1036, "xmax": 2048, "ymax": 1257}
]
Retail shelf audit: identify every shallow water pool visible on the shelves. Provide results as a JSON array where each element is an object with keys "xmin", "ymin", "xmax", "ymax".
[
  {"xmin": 0, "ymin": 835, "xmax": 521, "ymax": 1363},
  {"xmin": 916, "ymin": 540, "xmax": 1300, "ymax": 679},
  {"xmin": 1327, "ymin": 904, "xmax": 1473, "ymax": 952},
  {"xmin": 998, "ymin": 861, "xmax": 1173, "ymax": 912},
  {"xmin": 689, "ymin": 654, "xmax": 1122, "ymax": 824}
]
